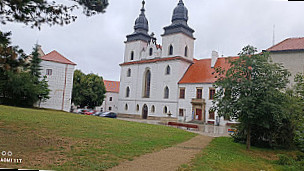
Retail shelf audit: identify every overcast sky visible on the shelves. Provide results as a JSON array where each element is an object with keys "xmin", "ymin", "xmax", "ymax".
[{"xmin": 2, "ymin": 0, "xmax": 304, "ymax": 81}]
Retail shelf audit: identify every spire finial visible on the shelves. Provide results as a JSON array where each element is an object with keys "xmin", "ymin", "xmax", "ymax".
[
  {"xmin": 140, "ymin": 0, "xmax": 145, "ymax": 13},
  {"xmin": 142, "ymin": 0, "xmax": 145, "ymax": 8}
]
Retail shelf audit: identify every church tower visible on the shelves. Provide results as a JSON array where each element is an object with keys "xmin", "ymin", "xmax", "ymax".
[
  {"xmin": 162, "ymin": 0, "xmax": 195, "ymax": 60},
  {"xmin": 124, "ymin": 1, "xmax": 151, "ymax": 62},
  {"xmin": 118, "ymin": 0, "xmax": 195, "ymax": 119}
]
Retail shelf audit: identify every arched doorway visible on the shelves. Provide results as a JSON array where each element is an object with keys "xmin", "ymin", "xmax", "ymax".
[{"xmin": 142, "ymin": 104, "xmax": 148, "ymax": 119}]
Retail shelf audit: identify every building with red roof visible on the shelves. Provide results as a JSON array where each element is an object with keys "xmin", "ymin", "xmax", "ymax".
[
  {"xmin": 118, "ymin": 0, "xmax": 302, "ymax": 125},
  {"xmin": 117, "ymin": 0, "xmax": 239, "ymax": 125},
  {"xmin": 37, "ymin": 47, "xmax": 76, "ymax": 112},
  {"xmin": 41, "ymin": 50, "xmax": 76, "ymax": 66},
  {"xmin": 95, "ymin": 80, "xmax": 120, "ymax": 113},
  {"xmin": 266, "ymin": 37, "xmax": 304, "ymax": 86},
  {"xmin": 267, "ymin": 37, "xmax": 304, "ymax": 52},
  {"xmin": 177, "ymin": 54, "xmax": 239, "ymax": 124}
]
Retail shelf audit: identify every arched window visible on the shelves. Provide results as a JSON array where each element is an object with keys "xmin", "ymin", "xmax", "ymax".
[
  {"xmin": 166, "ymin": 65, "xmax": 170, "ymax": 75},
  {"xmin": 149, "ymin": 48, "xmax": 153, "ymax": 56},
  {"xmin": 143, "ymin": 70, "xmax": 151, "ymax": 98},
  {"xmin": 164, "ymin": 86, "xmax": 169, "ymax": 99},
  {"xmin": 169, "ymin": 45, "xmax": 173, "ymax": 55},
  {"xmin": 137, "ymin": 104, "xmax": 140, "ymax": 111},
  {"xmin": 126, "ymin": 87, "xmax": 130, "ymax": 97},
  {"xmin": 142, "ymin": 104, "xmax": 148, "ymax": 119},
  {"xmin": 130, "ymin": 51, "xmax": 134, "ymax": 60},
  {"xmin": 151, "ymin": 105, "xmax": 155, "ymax": 113},
  {"xmin": 184, "ymin": 46, "xmax": 188, "ymax": 57},
  {"xmin": 164, "ymin": 106, "xmax": 168, "ymax": 114},
  {"xmin": 127, "ymin": 68, "xmax": 131, "ymax": 77},
  {"xmin": 125, "ymin": 104, "xmax": 128, "ymax": 110}
]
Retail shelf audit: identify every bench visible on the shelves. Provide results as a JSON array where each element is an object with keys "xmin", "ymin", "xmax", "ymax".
[{"xmin": 167, "ymin": 122, "xmax": 199, "ymax": 131}]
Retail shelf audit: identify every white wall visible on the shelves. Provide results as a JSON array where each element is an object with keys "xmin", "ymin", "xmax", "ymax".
[
  {"xmin": 124, "ymin": 41, "xmax": 149, "ymax": 62},
  {"xmin": 141, "ymin": 40, "xmax": 162, "ymax": 60},
  {"xmin": 270, "ymin": 51, "xmax": 304, "ymax": 87},
  {"xmin": 39, "ymin": 61, "xmax": 75, "ymax": 112},
  {"xmin": 178, "ymin": 83, "xmax": 229, "ymax": 126},
  {"xmin": 96, "ymin": 92, "xmax": 119, "ymax": 113},
  {"xmin": 118, "ymin": 59, "xmax": 191, "ymax": 118},
  {"xmin": 161, "ymin": 33, "xmax": 194, "ymax": 59}
]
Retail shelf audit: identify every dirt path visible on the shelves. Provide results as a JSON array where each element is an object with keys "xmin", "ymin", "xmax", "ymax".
[{"xmin": 108, "ymin": 135, "xmax": 213, "ymax": 171}]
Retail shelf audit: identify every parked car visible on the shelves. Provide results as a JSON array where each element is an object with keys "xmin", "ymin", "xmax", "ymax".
[
  {"xmin": 92, "ymin": 112, "xmax": 104, "ymax": 116},
  {"xmin": 76, "ymin": 109, "xmax": 88, "ymax": 114},
  {"xmin": 98, "ymin": 112, "xmax": 117, "ymax": 118},
  {"xmin": 84, "ymin": 110, "xmax": 97, "ymax": 115}
]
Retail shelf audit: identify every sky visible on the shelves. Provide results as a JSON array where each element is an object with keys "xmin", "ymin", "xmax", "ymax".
[{"xmin": 2, "ymin": 0, "xmax": 304, "ymax": 81}]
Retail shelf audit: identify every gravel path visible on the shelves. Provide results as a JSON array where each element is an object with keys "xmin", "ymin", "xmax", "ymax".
[{"xmin": 108, "ymin": 135, "xmax": 213, "ymax": 171}]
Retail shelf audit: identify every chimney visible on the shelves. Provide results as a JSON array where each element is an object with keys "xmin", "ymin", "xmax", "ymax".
[{"xmin": 211, "ymin": 50, "xmax": 219, "ymax": 68}]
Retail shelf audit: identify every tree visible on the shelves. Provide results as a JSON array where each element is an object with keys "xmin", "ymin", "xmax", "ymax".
[
  {"xmin": 0, "ymin": 0, "xmax": 107, "ymax": 107},
  {"xmin": 0, "ymin": 0, "xmax": 109, "ymax": 69},
  {"xmin": 72, "ymin": 70, "xmax": 106, "ymax": 109},
  {"xmin": 213, "ymin": 45, "xmax": 290, "ymax": 150},
  {"xmin": 29, "ymin": 44, "xmax": 42, "ymax": 78},
  {"xmin": 29, "ymin": 44, "xmax": 50, "ymax": 106},
  {"xmin": 72, "ymin": 69, "xmax": 86, "ymax": 107},
  {"xmin": 0, "ymin": 0, "xmax": 109, "ymax": 52},
  {"xmin": 292, "ymin": 74, "xmax": 304, "ymax": 152},
  {"xmin": 0, "ymin": 43, "xmax": 50, "ymax": 107},
  {"xmin": 3, "ymin": 71, "xmax": 40, "ymax": 107},
  {"xmin": 37, "ymin": 76, "xmax": 50, "ymax": 107},
  {"xmin": 0, "ymin": 32, "xmax": 27, "ymax": 73},
  {"xmin": 294, "ymin": 73, "xmax": 304, "ymax": 100},
  {"xmin": 0, "ymin": 32, "xmax": 28, "ymax": 104},
  {"xmin": 0, "ymin": 0, "xmax": 109, "ymax": 28}
]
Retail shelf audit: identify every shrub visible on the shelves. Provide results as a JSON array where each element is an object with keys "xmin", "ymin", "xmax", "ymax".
[
  {"xmin": 277, "ymin": 154, "xmax": 295, "ymax": 165},
  {"xmin": 296, "ymin": 152, "xmax": 304, "ymax": 161},
  {"xmin": 295, "ymin": 123, "xmax": 304, "ymax": 152}
]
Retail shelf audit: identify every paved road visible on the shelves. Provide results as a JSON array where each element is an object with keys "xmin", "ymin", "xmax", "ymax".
[{"xmin": 117, "ymin": 117, "xmax": 231, "ymax": 137}]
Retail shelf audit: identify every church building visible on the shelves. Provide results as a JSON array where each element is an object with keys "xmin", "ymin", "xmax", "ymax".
[{"xmin": 118, "ymin": 0, "xmax": 235, "ymax": 126}]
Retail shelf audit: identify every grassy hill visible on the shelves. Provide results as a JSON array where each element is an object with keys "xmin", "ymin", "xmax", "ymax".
[
  {"xmin": 0, "ymin": 105, "xmax": 196, "ymax": 170},
  {"xmin": 179, "ymin": 137, "xmax": 304, "ymax": 171}
]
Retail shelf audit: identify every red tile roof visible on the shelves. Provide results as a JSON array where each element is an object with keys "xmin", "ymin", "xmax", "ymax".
[
  {"xmin": 41, "ymin": 50, "xmax": 76, "ymax": 65},
  {"xmin": 120, "ymin": 57, "xmax": 193, "ymax": 66},
  {"xmin": 267, "ymin": 37, "xmax": 304, "ymax": 52},
  {"xmin": 104, "ymin": 80, "xmax": 120, "ymax": 93},
  {"xmin": 179, "ymin": 57, "xmax": 239, "ymax": 84}
]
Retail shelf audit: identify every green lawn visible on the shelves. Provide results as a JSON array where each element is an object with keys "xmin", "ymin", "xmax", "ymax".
[
  {"xmin": 179, "ymin": 137, "xmax": 304, "ymax": 171},
  {"xmin": 0, "ymin": 105, "xmax": 196, "ymax": 170}
]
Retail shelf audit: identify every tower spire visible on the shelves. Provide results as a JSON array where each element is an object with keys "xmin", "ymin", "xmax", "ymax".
[
  {"xmin": 133, "ymin": 0, "xmax": 149, "ymax": 33},
  {"xmin": 126, "ymin": 0, "xmax": 151, "ymax": 43},
  {"xmin": 162, "ymin": 0, "xmax": 194, "ymax": 38}
]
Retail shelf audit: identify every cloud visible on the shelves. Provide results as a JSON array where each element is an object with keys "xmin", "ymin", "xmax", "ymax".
[{"xmin": 2, "ymin": 0, "xmax": 304, "ymax": 81}]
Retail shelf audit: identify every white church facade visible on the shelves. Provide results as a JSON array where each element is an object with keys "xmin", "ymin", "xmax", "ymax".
[{"xmin": 118, "ymin": 0, "xmax": 235, "ymax": 126}]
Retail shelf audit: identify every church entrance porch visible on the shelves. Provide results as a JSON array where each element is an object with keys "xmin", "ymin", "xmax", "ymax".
[
  {"xmin": 191, "ymin": 98, "xmax": 206, "ymax": 123},
  {"xmin": 142, "ymin": 104, "xmax": 148, "ymax": 119}
]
